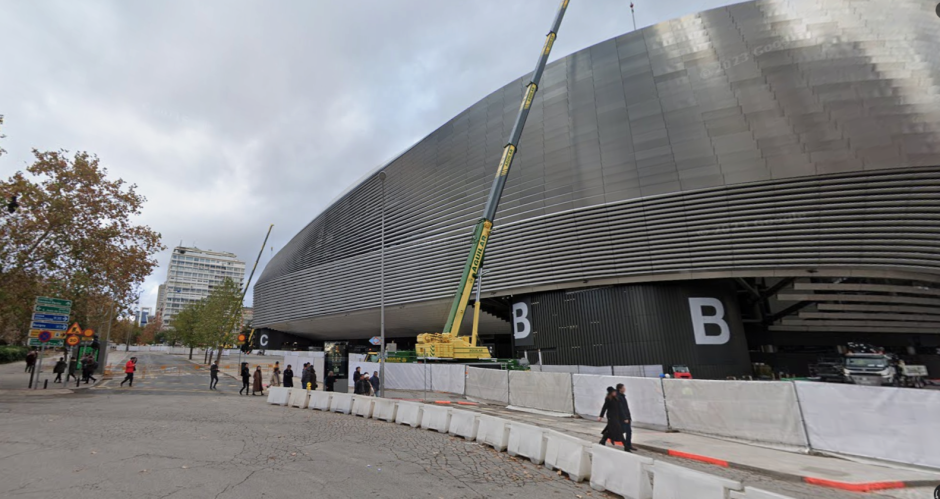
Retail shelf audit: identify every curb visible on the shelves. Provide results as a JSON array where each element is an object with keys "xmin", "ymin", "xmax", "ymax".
[{"xmin": 634, "ymin": 444, "xmax": 928, "ymax": 492}]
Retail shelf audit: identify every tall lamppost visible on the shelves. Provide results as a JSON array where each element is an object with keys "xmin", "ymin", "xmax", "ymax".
[{"xmin": 378, "ymin": 171, "xmax": 387, "ymax": 397}]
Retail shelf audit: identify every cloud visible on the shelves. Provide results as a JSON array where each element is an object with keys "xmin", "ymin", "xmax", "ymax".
[{"xmin": 0, "ymin": 0, "xmax": 735, "ymax": 311}]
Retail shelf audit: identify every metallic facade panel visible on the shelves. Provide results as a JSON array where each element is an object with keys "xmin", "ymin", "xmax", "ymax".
[{"xmin": 255, "ymin": 0, "xmax": 940, "ymax": 337}]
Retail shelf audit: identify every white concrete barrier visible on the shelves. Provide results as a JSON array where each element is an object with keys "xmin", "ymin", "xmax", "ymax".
[
  {"xmin": 590, "ymin": 443, "xmax": 654, "ymax": 499},
  {"xmin": 476, "ymin": 415, "xmax": 511, "ymax": 451},
  {"xmin": 651, "ymin": 461, "xmax": 742, "ymax": 499},
  {"xmin": 288, "ymin": 388, "xmax": 310, "ymax": 409},
  {"xmin": 509, "ymin": 371, "xmax": 574, "ymax": 414},
  {"xmin": 543, "ymin": 431, "xmax": 592, "ymax": 482},
  {"xmin": 465, "ymin": 367, "xmax": 509, "ymax": 403},
  {"xmin": 372, "ymin": 398, "xmax": 398, "ymax": 422},
  {"xmin": 330, "ymin": 393, "xmax": 355, "ymax": 414},
  {"xmin": 395, "ymin": 401, "xmax": 424, "ymax": 428},
  {"xmin": 730, "ymin": 487, "xmax": 797, "ymax": 499},
  {"xmin": 573, "ymin": 375, "xmax": 669, "ymax": 428},
  {"xmin": 353, "ymin": 396, "xmax": 375, "ymax": 418},
  {"xmin": 794, "ymin": 381, "xmax": 940, "ymax": 469},
  {"xmin": 507, "ymin": 422, "xmax": 548, "ymax": 465},
  {"xmin": 309, "ymin": 391, "xmax": 333, "ymax": 411},
  {"xmin": 448, "ymin": 409, "xmax": 479, "ymax": 440},
  {"xmin": 663, "ymin": 379, "xmax": 809, "ymax": 449},
  {"xmin": 266, "ymin": 387, "xmax": 291, "ymax": 406},
  {"xmin": 420, "ymin": 404, "xmax": 452, "ymax": 433}
]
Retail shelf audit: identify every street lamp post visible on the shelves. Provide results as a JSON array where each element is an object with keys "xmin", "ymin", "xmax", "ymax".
[{"xmin": 379, "ymin": 171, "xmax": 387, "ymax": 398}]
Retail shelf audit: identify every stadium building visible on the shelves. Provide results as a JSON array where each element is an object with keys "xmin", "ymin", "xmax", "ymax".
[{"xmin": 254, "ymin": 0, "xmax": 940, "ymax": 378}]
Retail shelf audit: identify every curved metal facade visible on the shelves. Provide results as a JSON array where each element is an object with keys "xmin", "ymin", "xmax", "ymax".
[{"xmin": 255, "ymin": 0, "xmax": 940, "ymax": 338}]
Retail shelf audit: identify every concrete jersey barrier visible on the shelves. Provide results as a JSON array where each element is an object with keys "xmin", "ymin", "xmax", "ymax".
[
  {"xmin": 266, "ymin": 387, "xmax": 291, "ymax": 406},
  {"xmin": 507, "ymin": 422, "xmax": 548, "ymax": 465},
  {"xmin": 288, "ymin": 388, "xmax": 309, "ymax": 408},
  {"xmin": 420, "ymin": 404, "xmax": 451, "ymax": 433},
  {"xmin": 372, "ymin": 398, "xmax": 398, "ymax": 422},
  {"xmin": 353, "ymin": 396, "xmax": 375, "ymax": 418},
  {"xmin": 663, "ymin": 379, "xmax": 809, "ymax": 449},
  {"xmin": 543, "ymin": 430, "xmax": 592, "ymax": 482},
  {"xmin": 330, "ymin": 393, "xmax": 354, "ymax": 414},
  {"xmin": 309, "ymin": 391, "xmax": 333, "ymax": 411},
  {"xmin": 448, "ymin": 409, "xmax": 479, "ymax": 440},
  {"xmin": 476, "ymin": 415, "xmax": 511, "ymax": 451},
  {"xmin": 590, "ymin": 443, "xmax": 654, "ymax": 499},
  {"xmin": 508, "ymin": 371, "xmax": 574, "ymax": 414},
  {"xmin": 394, "ymin": 401, "xmax": 424, "ymax": 428},
  {"xmin": 651, "ymin": 460, "xmax": 742, "ymax": 499}
]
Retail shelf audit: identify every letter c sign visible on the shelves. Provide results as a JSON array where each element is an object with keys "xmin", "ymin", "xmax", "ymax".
[
  {"xmin": 259, "ymin": 333, "xmax": 269, "ymax": 348},
  {"xmin": 688, "ymin": 297, "xmax": 731, "ymax": 345}
]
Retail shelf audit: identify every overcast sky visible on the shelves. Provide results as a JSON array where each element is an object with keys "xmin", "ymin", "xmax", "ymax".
[{"xmin": 0, "ymin": 0, "xmax": 735, "ymax": 311}]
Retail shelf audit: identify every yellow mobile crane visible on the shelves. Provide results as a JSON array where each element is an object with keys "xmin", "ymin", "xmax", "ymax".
[{"xmin": 415, "ymin": 0, "xmax": 570, "ymax": 360}]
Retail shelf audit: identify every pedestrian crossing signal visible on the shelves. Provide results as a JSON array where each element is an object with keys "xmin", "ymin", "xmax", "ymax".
[{"xmin": 237, "ymin": 334, "xmax": 246, "ymax": 342}]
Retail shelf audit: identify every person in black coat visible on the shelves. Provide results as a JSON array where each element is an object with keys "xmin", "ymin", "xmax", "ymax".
[
  {"xmin": 370, "ymin": 371, "xmax": 380, "ymax": 395},
  {"xmin": 616, "ymin": 383, "xmax": 637, "ymax": 451},
  {"xmin": 353, "ymin": 367, "xmax": 362, "ymax": 385},
  {"xmin": 325, "ymin": 371, "xmax": 336, "ymax": 392},
  {"xmin": 355, "ymin": 374, "xmax": 372, "ymax": 395},
  {"xmin": 239, "ymin": 362, "xmax": 251, "ymax": 396},
  {"xmin": 283, "ymin": 365, "xmax": 294, "ymax": 387},
  {"xmin": 300, "ymin": 362, "xmax": 310, "ymax": 389},
  {"xmin": 597, "ymin": 386, "xmax": 627, "ymax": 450}
]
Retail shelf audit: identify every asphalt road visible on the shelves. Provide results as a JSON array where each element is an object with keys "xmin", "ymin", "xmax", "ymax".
[
  {"xmin": 0, "ymin": 360, "xmax": 593, "ymax": 499},
  {"xmin": 98, "ymin": 353, "xmax": 248, "ymax": 395}
]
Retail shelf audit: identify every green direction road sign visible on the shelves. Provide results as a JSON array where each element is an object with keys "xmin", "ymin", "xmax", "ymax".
[
  {"xmin": 28, "ymin": 338, "xmax": 64, "ymax": 347},
  {"xmin": 34, "ymin": 304, "xmax": 71, "ymax": 314},
  {"xmin": 36, "ymin": 296, "xmax": 72, "ymax": 307}
]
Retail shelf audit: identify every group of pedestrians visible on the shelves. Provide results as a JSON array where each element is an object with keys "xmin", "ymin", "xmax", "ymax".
[
  {"xmin": 598, "ymin": 383, "xmax": 636, "ymax": 452},
  {"xmin": 24, "ymin": 350, "xmax": 104, "ymax": 385},
  {"xmin": 299, "ymin": 362, "xmax": 318, "ymax": 390},
  {"xmin": 239, "ymin": 363, "xmax": 267, "ymax": 396},
  {"xmin": 352, "ymin": 367, "xmax": 381, "ymax": 395}
]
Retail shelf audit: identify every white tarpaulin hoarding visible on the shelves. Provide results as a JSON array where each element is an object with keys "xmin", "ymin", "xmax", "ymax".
[
  {"xmin": 663, "ymin": 379, "xmax": 809, "ymax": 449},
  {"xmin": 613, "ymin": 365, "xmax": 663, "ymax": 377},
  {"xmin": 794, "ymin": 382, "xmax": 940, "ymax": 469},
  {"xmin": 465, "ymin": 367, "xmax": 509, "ymax": 403},
  {"xmin": 577, "ymin": 365, "xmax": 613, "ymax": 375},
  {"xmin": 430, "ymin": 364, "xmax": 465, "ymax": 395},
  {"xmin": 541, "ymin": 365, "xmax": 579, "ymax": 374},
  {"xmin": 572, "ymin": 375, "xmax": 669, "ymax": 428},
  {"xmin": 508, "ymin": 371, "xmax": 574, "ymax": 414},
  {"xmin": 385, "ymin": 363, "xmax": 430, "ymax": 391}
]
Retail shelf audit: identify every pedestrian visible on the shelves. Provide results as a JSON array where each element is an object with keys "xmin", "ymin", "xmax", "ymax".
[
  {"xmin": 597, "ymin": 386, "xmax": 627, "ymax": 450},
  {"xmin": 83, "ymin": 355, "xmax": 99, "ymax": 384},
  {"xmin": 66, "ymin": 357, "xmax": 79, "ymax": 383},
  {"xmin": 119, "ymin": 357, "xmax": 136, "ymax": 387},
  {"xmin": 356, "ymin": 373, "xmax": 373, "ymax": 395},
  {"xmin": 270, "ymin": 361, "xmax": 281, "ymax": 387},
  {"xmin": 25, "ymin": 349, "xmax": 37, "ymax": 373},
  {"xmin": 53, "ymin": 357, "xmax": 66, "ymax": 383},
  {"xmin": 283, "ymin": 364, "xmax": 294, "ymax": 387},
  {"xmin": 370, "ymin": 371, "xmax": 380, "ymax": 395},
  {"xmin": 239, "ymin": 362, "xmax": 250, "ymax": 395},
  {"xmin": 209, "ymin": 361, "xmax": 219, "ymax": 390},
  {"xmin": 353, "ymin": 366, "xmax": 362, "ymax": 384},
  {"xmin": 252, "ymin": 366, "xmax": 264, "ymax": 396},
  {"xmin": 325, "ymin": 370, "xmax": 335, "ymax": 392},
  {"xmin": 616, "ymin": 383, "xmax": 637, "ymax": 451},
  {"xmin": 309, "ymin": 367, "xmax": 317, "ymax": 391},
  {"xmin": 300, "ymin": 362, "xmax": 310, "ymax": 390}
]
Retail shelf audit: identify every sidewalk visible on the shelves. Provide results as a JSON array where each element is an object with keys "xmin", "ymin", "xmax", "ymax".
[{"xmin": 382, "ymin": 388, "xmax": 940, "ymax": 494}]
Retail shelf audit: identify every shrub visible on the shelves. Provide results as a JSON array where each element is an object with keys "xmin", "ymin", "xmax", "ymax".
[{"xmin": 0, "ymin": 345, "xmax": 29, "ymax": 364}]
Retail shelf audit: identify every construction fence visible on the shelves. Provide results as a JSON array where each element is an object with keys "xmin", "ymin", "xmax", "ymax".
[{"xmin": 331, "ymin": 362, "xmax": 939, "ymax": 470}]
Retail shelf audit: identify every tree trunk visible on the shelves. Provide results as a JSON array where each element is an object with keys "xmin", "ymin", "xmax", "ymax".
[
  {"xmin": 214, "ymin": 344, "xmax": 223, "ymax": 365},
  {"xmin": 188, "ymin": 346, "xmax": 193, "ymax": 360}
]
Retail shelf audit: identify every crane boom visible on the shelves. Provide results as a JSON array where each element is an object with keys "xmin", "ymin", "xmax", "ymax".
[{"xmin": 440, "ymin": 0, "xmax": 570, "ymax": 338}]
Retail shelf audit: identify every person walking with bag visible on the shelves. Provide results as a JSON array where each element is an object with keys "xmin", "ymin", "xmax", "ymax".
[
  {"xmin": 300, "ymin": 362, "xmax": 310, "ymax": 391},
  {"xmin": 239, "ymin": 362, "xmax": 251, "ymax": 395},
  {"xmin": 282, "ymin": 365, "xmax": 294, "ymax": 388},
  {"xmin": 269, "ymin": 361, "xmax": 281, "ymax": 387},
  {"xmin": 597, "ymin": 386, "xmax": 627, "ymax": 450},
  {"xmin": 252, "ymin": 365, "xmax": 264, "ymax": 396}
]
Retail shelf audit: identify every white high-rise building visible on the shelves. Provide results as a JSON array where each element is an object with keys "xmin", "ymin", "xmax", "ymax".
[{"xmin": 157, "ymin": 247, "xmax": 246, "ymax": 328}]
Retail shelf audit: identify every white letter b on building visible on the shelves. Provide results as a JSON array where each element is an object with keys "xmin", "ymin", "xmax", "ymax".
[
  {"xmin": 688, "ymin": 297, "xmax": 730, "ymax": 345},
  {"xmin": 512, "ymin": 302, "xmax": 531, "ymax": 340}
]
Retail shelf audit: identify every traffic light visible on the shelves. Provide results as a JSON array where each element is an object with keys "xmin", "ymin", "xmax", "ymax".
[{"xmin": 238, "ymin": 332, "xmax": 250, "ymax": 353}]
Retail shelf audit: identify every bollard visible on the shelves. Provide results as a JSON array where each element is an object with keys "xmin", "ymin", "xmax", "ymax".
[{"xmin": 43, "ymin": 379, "xmax": 48, "ymax": 389}]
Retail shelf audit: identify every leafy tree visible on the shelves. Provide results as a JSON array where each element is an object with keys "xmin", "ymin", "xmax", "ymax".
[
  {"xmin": 0, "ymin": 118, "xmax": 164, "ymax": 342},
  {"xmin": 200, "ymin": 278, "xmax": 243, "ymax": 364},
  {"xmin": 172, "ymin": 301, "xmax": 206, "ymax": 360},
  {"xmin": 138, "ymin": 313, "xmax": 163, "ymax": 344}
]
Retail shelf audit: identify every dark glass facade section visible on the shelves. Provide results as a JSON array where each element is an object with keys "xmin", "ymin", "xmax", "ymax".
[{"xmin": 514, "ymin": 281, "xmax": 751, "ymax": 380}]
